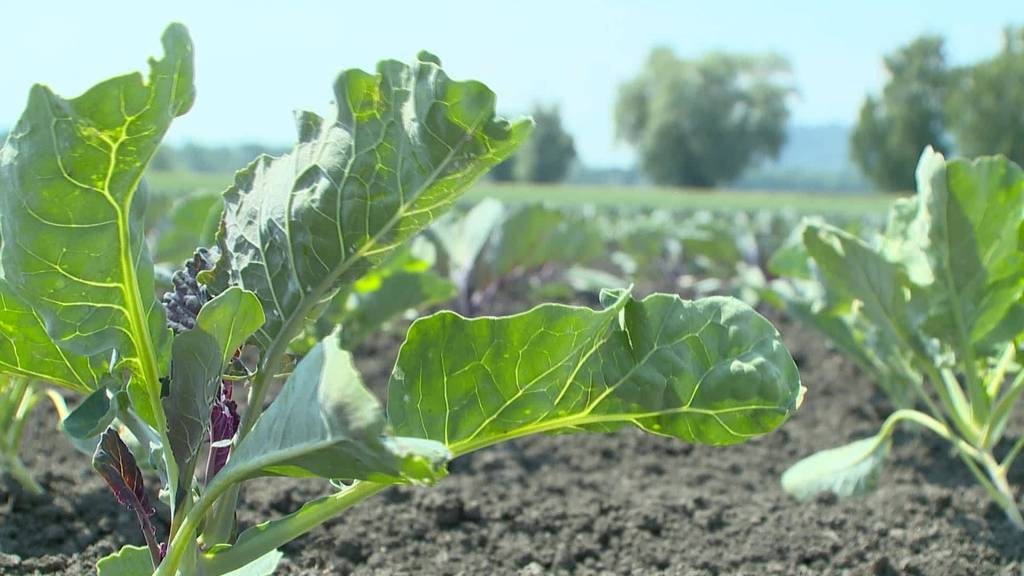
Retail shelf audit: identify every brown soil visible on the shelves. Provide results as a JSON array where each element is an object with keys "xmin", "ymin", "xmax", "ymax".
[{"xmin": 0, "ymin": 311, "xmax": 1022, "ymax": 575}]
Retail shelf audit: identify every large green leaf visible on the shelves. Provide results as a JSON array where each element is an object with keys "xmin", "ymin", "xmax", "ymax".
[
  {"xmin": 164, "ymin": 288, "xmax": 263, "ymax": 490},
  {"xmin": 388, "ymin": 291, "xmax": 802, "ymax": 455},
  {"xmin": 912, "ymin": 149, "xmax": 1024, "ymax": 353},
  {"xmin": 0, "ymin": 279, "xmax": 104, "ymax": 392},
  {"xmin": 215, "ymin": 331, "xmax": 448, "ymax": 484},
  {"xmin": 213, "ymin": 53, "xmax": 530, "ymax": 351},
  {"xmin": 0, "ymin": 24, "xmax": 195, "ymax": 411}
]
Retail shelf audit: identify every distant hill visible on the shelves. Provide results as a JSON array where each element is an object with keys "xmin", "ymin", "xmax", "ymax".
[
  {"xmin": 770, "ymin": 124, "xmax": 858, "ymax": 173},
  {"xmin": 735, "ymin": 124, "xmax": 871, "ymax": 193}
]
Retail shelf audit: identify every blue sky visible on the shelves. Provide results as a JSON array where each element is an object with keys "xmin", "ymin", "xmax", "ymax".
[{"xmin": 1, "ymin": 1, "xmax": 1020, "ymax": 167}]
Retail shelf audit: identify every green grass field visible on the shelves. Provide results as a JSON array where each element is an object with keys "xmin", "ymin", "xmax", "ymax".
[{"xmin": 147, "ymin": 171, "xmax": 899, "ymax": 216}]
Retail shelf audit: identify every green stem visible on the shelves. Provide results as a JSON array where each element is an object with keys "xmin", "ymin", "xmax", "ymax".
[
  {"xmin": 155, "ymin": 477, "xmax": 234, "ymax": 576},
  {"xmin": 881, "ymin": 408, "xmax": 987, "ymax": 463},
  {"xmin": 985, "ymin": 343, "xmax": 1015, "ymax": 398},
  {"xmin": 918, "ymin": 361, "xmax": 978, "ymax": 444},
  {"xmin": 886, "ymin": 409, "xmax": 1023, "ymax": 528},
  {"xmin": 1, "ymin": 452, "xmax": 43, "ymax": 496},
  {"xmin": 963, "ymin": 451, "xmax": 1023, "ymax": 529},
  {"xmin": 1002, "ymin": 434, "xmax": 1024, "ymax": 472},
  {"xmin": 0, "ymin": 378, "xmax": 29, "ymax": 432},
  {"xmin": 200, "ymin": 297, "xmax": 318, "ymax": 547},
  {"xmin": 10, "ymin": 384, "xmax": 41, "ymax": 452},
  {"xmin": 199, "ymin": 482, "xmax": 386, "ymax": 575},
  {"xmin": 0, "ymin": 381, "xmax": 43, "ymax": 495},
  {"xmin": 982, "ymin": 368, "xmax": 1024, "ymax": 449}
]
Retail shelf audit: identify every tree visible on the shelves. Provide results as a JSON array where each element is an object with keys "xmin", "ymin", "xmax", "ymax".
[
  {"xmin": 513, "ymin": 105, "xmax": 576, "ymax": 183},
  {"xmin": 615, "ymin": 47, "xmax": 792, "ymax": 188},
  {"xmin": 850, "ymin": 36, "xmax": 950, "ymax": 192},
  {"xmin": 947, "ymin": 27, "xmax": 1024, "ymax": 164}
]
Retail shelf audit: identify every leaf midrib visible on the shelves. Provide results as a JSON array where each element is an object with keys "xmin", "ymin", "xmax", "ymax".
[{"xmin": 449, "ymin": 403, "xmax": 782, "ymax": 457}]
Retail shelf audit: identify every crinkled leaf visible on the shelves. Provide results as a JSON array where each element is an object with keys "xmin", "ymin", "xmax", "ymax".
[
  {"xmin": 164, "ymin": 287, "xmax": 263, "ymax": 490},
  {"xmin": 0, "ymin": 24, "xmax": 195, "ymax": 420},
  {"xmin": 212, "ymin": 53, "xmax": 530, "ymax": 351},
  {"xmin": 96, "ymin": 545, "xmax": 153, "ymax": 576},
  {"xmin": 782, "ymin": 435, "xmax": 891, "ymax": 500},
  {"xmin": 388, "ymin": 291, "xmax": 802, "ymax": 455},
  {"xmin": 216, "ymin": 331, "xmax": 448, "ymax": 485},
  {"xmin": 0, "ymin": 278, "xmax": 105, "ymax": 392}
]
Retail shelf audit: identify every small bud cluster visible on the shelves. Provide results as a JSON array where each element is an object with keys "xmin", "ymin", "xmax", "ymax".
[{"xmin": 162, "ymin": 247, "xmax": 218, "ymax": 333}]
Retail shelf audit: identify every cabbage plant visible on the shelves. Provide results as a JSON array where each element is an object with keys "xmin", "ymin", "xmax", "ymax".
[
  {"xmin": 0, "ymin": 24, "xmax": 803, "ymax": 575},
  {"xmin": 428, "ymin": 199, "xmax": 603, "ymax": 314},
  {"xmin": 0, "ymin": 376, "xmax": 68, "ymax": 495},
  {"xmin": 777, "ymin": 148, "xmax": 1024, "ymax": 528}
]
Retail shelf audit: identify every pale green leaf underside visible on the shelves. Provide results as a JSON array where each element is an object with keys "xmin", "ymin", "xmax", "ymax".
[
  {"xmin": 219, "ymin": 331, "xmax": 448, "ymax": 485},
  {"xmin": 0, "ymin": 24, "xmax": 195, "ymax": 405},
  {"xmin": 220, "ymin": 549, "xmax": 283, "ymax": 576},
  {"xmin": 781, "ymin": 435, "xmax": 890, "ymax": 500},
  {"xmin": 388, "ymin": 291, "xmax": 802, "ymax": 455},
  {"xmin": 0, "ymin": 278, "xmax": 104, "ymax": 392},
  {"xmin": 96, "ymin": 545, "xmax": 153, "ymax": 576},
  {"xmin": 215, "ymin": 52, "xmax": 531, "ymax": 350}
]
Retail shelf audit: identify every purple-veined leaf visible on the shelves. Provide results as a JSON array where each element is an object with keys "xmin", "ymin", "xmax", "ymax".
[{"xmin": 93, "ymin": 428, "xmax": 161, "ymax": 566}]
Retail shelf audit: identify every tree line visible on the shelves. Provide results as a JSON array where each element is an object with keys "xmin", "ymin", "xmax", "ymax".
[
  {"xmin": 8, "ymin": 26, "xmax": 1019, "ymax": 193},
  {"xmin": 852, "ymin": 27, "xmax": 1024, "ymax": 191}
]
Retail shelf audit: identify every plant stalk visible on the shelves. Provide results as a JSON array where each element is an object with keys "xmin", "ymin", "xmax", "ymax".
[
  {"xmin": 198, "ymin": 481, "xmax": 387, "ymax": 575},
  {"xmin": 0, "ymin": 452, "xmax": 43, "ymax": 496}
]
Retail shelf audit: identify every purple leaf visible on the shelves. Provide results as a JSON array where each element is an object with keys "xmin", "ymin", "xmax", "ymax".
[
  {"xmin": 208, "ymin": 379, "xmax": 240, "ymax": 480},
  {"xmin": 93, "ymin": 427, "xmax": 162, "ymax": 566}
]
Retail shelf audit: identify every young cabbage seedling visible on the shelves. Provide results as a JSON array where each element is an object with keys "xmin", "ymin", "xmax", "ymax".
[
  {"xmin": 0, "ymin": 376, "xmax": 69, "ymax": 495},
  {"xmin": 775, "ymin": 148, "xmax": 1024, "ymax": 528},
  {"xmin": 0, "ymin": 24, "xmax": 803, "ymax": 575}
]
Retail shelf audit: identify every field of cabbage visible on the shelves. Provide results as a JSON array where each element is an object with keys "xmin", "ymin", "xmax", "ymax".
[
  {"xmin": 3, "ymin": 176, "xmax": 1022, "ymax": 574},
  {"xmin": 1, "ymin": 24, "xmax": 1022, "ymax": 576}
]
